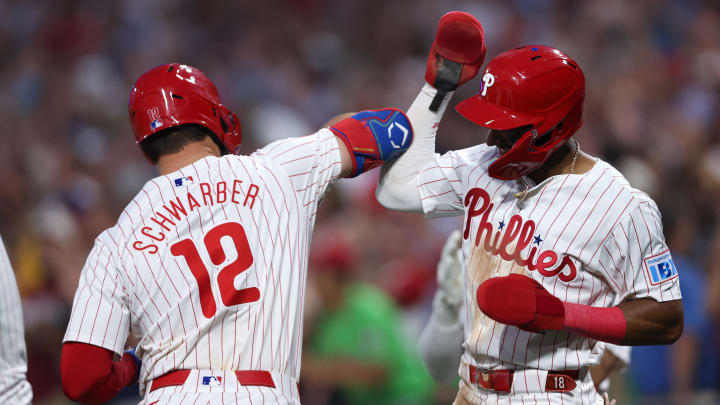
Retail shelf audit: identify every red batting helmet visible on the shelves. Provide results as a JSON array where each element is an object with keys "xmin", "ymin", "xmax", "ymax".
[
  {"xmin": 456, "ymin": 45, "xmax": 585, "ymax": 180},
  {"xmin": 128, "ymin": 64, "xmax": 242, "ymax": 157}
]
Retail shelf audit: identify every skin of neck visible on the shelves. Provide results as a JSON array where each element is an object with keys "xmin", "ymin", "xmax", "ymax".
[
  {"xmin": 526, "ymin": 138, "xmax": 596, "ymax": 184},
  {"xmin": 155, "ymin": 137, "xmax": 223, "ymax": 175}
]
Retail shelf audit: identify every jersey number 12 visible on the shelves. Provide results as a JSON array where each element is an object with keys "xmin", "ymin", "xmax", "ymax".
[{"xmin": 171, "ymin": 222, "xmax": 259, "ymax": 318}]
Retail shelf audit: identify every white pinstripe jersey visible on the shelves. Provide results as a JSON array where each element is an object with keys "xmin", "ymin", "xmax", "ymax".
[
  {"xmin": 0, "ymin": 236, "xmax": 32, "ymax": 404},
  {"xmin": 64, "ymin": 129, "xmax": 342, "ymax": 396},
  {"xmin": 417, "ymin": 144, "xmax": 681, "ymax": 371}
]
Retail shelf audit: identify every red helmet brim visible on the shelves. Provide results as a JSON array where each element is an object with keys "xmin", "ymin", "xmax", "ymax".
[{"xmin": 455, "ymin": 94, "xmax": 542, "ymax": 130}]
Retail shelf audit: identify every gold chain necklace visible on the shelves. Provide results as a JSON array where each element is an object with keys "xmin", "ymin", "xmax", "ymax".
[{"xmin": 570, "ymin": 138, "xmax": 580, "ymax": 175}]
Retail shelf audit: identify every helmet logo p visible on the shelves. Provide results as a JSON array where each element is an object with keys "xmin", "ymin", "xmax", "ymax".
[{"xmin": 481, "ymin": 73, "xmax": 495, "ymax": 97}]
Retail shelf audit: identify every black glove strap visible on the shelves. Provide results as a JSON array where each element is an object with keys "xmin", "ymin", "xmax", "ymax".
[{"xmin": 429, "ymin": 59, "xmax": 462, "ymax": 112}]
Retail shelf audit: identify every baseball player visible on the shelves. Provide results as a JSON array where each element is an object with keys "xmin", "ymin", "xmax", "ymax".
[
  {"xmin": 0, "ymin": 235, "xmax": 33, "ymax": 404},
  {"xmin": 60, "ymin": 64, "xmax": 413, "ymax": 404},
  {"xmin": 376, "ymin": 11, "xmax": 684, "ymax": 404}
]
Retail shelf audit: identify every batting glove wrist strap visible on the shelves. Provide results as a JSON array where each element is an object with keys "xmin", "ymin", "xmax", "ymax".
[{"xmin": 425, "ymin": 12, "xmax": 486, "ymax": 111}]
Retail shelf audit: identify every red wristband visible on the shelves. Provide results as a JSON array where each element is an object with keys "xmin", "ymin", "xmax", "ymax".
[{"xmin": 562, "ymin": 303, "xmax": 626, "ymax": 344}]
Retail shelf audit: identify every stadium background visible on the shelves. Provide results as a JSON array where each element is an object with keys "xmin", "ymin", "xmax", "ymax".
[{"xmin": 0, "ymin": 0, "xmax": 719, "ymax": 403}]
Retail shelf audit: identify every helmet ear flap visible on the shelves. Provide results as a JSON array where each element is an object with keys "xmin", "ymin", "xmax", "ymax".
[
  {"xmin": 531, "ymin": 97, "xmax": 582, "ymax": 151},
  {"xmin": 543, "ymin": 99, "xmax": 583, "ymax": 149},
  {"xmin": 531, "ymin": 122, "xmax": 560, "ymax": 148}
]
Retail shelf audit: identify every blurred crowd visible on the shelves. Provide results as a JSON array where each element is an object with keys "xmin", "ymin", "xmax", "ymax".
[{"xmin": 0, "ymin": 0, "xmax": 719, "ymax": 403}]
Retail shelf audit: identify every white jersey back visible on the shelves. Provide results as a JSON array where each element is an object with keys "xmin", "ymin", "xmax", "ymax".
[
  {"xmin": 417, "ymin": 144, "xmax": 680, "ymax": 371},
  {"xmin": 0, "ymin": 236, "xmax": 32, "ymax": 404},
  {"xmin": 64, "ymin": 129, "xmax": 342, "ymax": 395}
]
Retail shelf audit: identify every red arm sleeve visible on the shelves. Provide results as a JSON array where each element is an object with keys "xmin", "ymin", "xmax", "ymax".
[{"xmin": 61, "ymin": 342, "xmax": 138, "ymax": 404}]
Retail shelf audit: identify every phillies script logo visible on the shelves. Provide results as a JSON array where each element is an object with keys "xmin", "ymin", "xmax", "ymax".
[{"xmin": 463, "ymin": 187, "xmax": 577, "ymax": 282}]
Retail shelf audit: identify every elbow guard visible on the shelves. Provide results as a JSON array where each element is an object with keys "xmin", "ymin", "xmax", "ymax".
[{"xmin": 329, "ymin": 108, "xmax": 413, "ymax": 177}]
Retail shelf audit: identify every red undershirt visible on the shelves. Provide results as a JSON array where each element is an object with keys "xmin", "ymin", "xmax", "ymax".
[{"xmin": 61, "ymin": 342, "xmax": 138, "ymax": 404}]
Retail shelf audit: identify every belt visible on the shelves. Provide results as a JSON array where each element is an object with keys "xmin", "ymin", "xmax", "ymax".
[
  {"xmin": 150, "ymin": 369, "xmax": 276, "ymax": 392},
  {"xmin": 468, "ymin": 365, "xmax": 579, "ymax": 393}
]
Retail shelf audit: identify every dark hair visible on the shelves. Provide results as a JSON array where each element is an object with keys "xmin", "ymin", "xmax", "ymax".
[{"xmin": 140, "ymin": 124, "xmax": 214, "ymax": 163}]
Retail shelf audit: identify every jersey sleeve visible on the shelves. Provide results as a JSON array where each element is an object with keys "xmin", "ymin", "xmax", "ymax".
[
  {"xmin": 64, "ymin": 239, "xmax": 130, "ymax": 356},
  {"xmin": 416, "ymin": 150, "xmax": 465, "ymax": 218},
  {"xmin": 597, "ymin": 200, "xmax": 681, "ymax": 304},
  {"xmin": 254, "ymin": 129, "xmax": 342, "ymax": 211}
]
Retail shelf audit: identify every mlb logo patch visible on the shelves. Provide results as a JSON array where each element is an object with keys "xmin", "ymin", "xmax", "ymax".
[
  {"xmin": 174, "ymin": 176, "xmax": 194, "ymax": 187},
  {"xmin": 643, "ymin": 250, "xmax": 678, "ymax": 285},
  {"xmin": 150, "ymin": 119, "xmax": 163, "ymax": 130},
  {"xmin": 202, "ymin": 376, "xmax": 222, "ymax": 386}
]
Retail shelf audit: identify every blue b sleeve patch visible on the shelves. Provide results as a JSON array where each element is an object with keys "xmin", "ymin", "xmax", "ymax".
[{"xmin": 643, "ymin": 250, "xmax": 678, "ymax": 285}]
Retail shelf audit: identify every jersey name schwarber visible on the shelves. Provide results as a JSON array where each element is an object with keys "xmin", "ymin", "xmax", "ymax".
[{"xmin": 132, "ymin": 178, "xmax": 261, "ymax": 255}]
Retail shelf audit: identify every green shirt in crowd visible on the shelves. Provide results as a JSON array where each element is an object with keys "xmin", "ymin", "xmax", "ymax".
[{"xmin": 309, "ymin": 283, "xmax": 435, "ymax": 405}]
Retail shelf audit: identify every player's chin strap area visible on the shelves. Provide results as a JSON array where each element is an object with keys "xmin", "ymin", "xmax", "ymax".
[{"xmin": 329, "ymin": 108, "xmax": 413, "ymax": 178}]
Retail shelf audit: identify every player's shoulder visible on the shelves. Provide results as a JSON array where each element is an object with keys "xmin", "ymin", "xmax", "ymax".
[
  {"xmin": 217, "ymin": 151, "xmax": 261, "ymax": 173},
  {"xmin": 91, "ymin": 225, "xmax": 124, "ymax": 258},
  {"xmin": 116, "ymin": 179, "xmax": 158, "ymax": 221},
  {"xmin": 448, "ymin": 143, "xmax": 496, "ymax": 164},
  {"xmin": 595, "ymin": 160, "xmax": 656, "ymax": 201},
  {"xmin": 433, "ymin": 143, "xmax": 498, "ymax": 173},
  {"xmin": 593, "ymin": 159, "xmax": 661, "ymax": 217},
  {"xmin": 111, "ymin": 178, "xmax": 169, "ymax": 243},
  {"xmin": 252, "ymin": 129, "xmax": 333, "ymax": 160}
]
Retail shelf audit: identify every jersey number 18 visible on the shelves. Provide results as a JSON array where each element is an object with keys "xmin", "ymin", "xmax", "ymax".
[{"xmin": 171, "ymin": 222, "xmax": 259, "ymax": 318}]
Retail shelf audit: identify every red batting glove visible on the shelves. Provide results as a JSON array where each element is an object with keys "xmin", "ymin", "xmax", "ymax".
[
  {"xmin": 425, "ymin": 11, "xmax": 486, "ymax": 111},
  {"xmin": 477, "ymin": 274, "xmax": 627, "ymax": 343},
  {"xmin": 476, "ymin": 274, "xmax": 565, "ymax": 332}
]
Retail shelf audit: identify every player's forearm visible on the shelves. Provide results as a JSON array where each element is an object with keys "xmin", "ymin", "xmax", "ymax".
[
  {"xmin": 61, "ymin": 342, "xmax": 139, "ymax": 404},
  {"xmin": 561, "ymin": 299, "xmax": 683, "ymax": 345},
  {"xmin": 615, "ymin": 298, "xmax": 683, "ymax": 345},
  {"xmin": 375, "ymin": 84, "xmax": 451, "ymax": 212}
]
